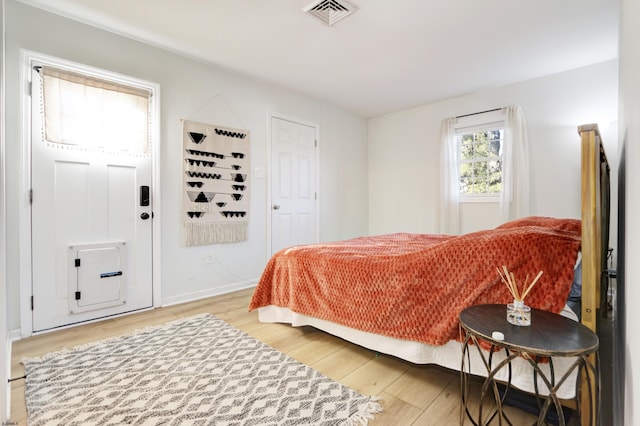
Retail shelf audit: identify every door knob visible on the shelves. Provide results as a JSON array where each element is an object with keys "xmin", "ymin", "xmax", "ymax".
[
  {"xmin": 140, "ymin": 212, "xmax": 150, "ymax": 220},
  {"xmin": 272, "ymin": 204, "xmax": 280, "ymax": 210}
]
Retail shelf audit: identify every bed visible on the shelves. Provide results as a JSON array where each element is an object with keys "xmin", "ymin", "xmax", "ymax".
[{"xmin": 249, "ymin": 124, "xmax": 609, "ymax": 405}]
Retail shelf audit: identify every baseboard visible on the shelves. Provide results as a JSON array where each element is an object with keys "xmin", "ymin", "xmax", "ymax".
[
  {"xmin": 8, "ymin": 329, "xmax": 21, "ymax": 342},
  {"xmin": 161, "ymin": 280, "xmax": 257, "ymax": 307}
]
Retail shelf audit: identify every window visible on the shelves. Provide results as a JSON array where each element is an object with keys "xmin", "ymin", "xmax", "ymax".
[
  {"xmin": 457, "ymin": 123, "xmax": 504, "ymax": 199},
  {"xmin": 38, "ymin": 65, "xmax": 152, "ymax": 155}
]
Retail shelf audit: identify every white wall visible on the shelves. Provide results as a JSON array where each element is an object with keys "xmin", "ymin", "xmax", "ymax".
[
  {"xmin": 1, "ymin": 0, "xmax": 8, "ymax": 420},
  {"xmin": 368, "ymin": 61, "xmax": 618, "ymax": 240},
  {"xmin": 620, "ymin": 0, "xmax": 639, "ymax": 423},
  {"xmin": 3, "ymin": 0, "xmax": 369, "ymax": 331}
]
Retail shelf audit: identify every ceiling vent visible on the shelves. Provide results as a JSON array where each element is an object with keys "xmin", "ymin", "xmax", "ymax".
[{"xmin": 303, "ymin": 0, "xmax": 357, "ymax": 26}]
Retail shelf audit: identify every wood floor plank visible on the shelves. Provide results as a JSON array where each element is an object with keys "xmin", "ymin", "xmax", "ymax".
[
  {"xmin": 340, "ymin": 354, "xmax": 413, "ymax": 396},
  {"xmin": 386, "ymin": 364, "xmax": 457, "ymax": 410},
  {"xmin": 307, "ymin": 344, "xmax": 376, "ymax": 381},
  {"xmin": 370, "ymin": 391, "xmax": 424, "ymax": 425}
]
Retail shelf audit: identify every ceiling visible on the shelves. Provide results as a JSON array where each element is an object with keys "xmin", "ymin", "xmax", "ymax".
[{"xmin": 19, "ymin": 0, "xmax": 619, "ymax": 118}]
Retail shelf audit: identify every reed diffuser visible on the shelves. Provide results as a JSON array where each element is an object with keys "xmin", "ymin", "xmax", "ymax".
[{"xmin": 497, "ymin": 266, "xmax": 543, "ymax": 326}]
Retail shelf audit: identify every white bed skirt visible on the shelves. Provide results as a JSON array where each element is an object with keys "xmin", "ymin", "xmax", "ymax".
[{"xmin": 257, "ymin": 305, "xmax": 580, "ymax": 400}]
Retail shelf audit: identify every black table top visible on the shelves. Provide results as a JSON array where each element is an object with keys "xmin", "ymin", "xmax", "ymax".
[{"xmin": 459, "ymin": 304, "xmax": 599, "ymax": 357}]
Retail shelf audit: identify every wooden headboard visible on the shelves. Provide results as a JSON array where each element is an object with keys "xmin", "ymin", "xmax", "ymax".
[
  {"xmin": 579, "ymin": 123, "xmax": 609, "ymax": 425},
  {"xmin": 579, "ymin": 123, "xmax": 610, "ymax": 334},
  {"xmin": 578, "ymin": 124, "xmax": 610, "ymax": 426}
]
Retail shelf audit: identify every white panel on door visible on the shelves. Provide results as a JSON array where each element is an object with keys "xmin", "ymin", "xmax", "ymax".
[
  {"xmin": 298, "ymin": 156, "xmax": 310, "ymax": 198},
  {"xmin": 68, "ymin": 242, "xmax": 126, "ymax": 314},
  {"xmin": 279, "ymin": 128, "xmax": 291, "ymax": 146},
  {"xmin": 107, "ymin": 165, "xmax": 136, "ymax": 237},
  {"xmin": 297, "ymin": 213, "xmax": 312, "ymax": 242},
  {"xmin": 280, "ymin": 213, "xmax": 293, "ymax": 249},
  {"xmin": 298, "ymin": 133, "xmax": 312, "ymax": 149},
  {"xmin": 54, "ymin": 161, "xmax": 91, "ymax": 302},
  {"xmin": 279, "ymin": 153, "xmax": 292, "ymax": 198}
]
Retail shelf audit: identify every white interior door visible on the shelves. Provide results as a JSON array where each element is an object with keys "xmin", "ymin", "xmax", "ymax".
[
  {"xmin": 30, "ymin": 62, "xmax": 154, "ymax": 332},
  {"xmin": 271, "ymin": 117, "xmax": 318, "ymax": 255}
]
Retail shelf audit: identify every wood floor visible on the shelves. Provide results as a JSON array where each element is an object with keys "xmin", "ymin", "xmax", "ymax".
[{"xmin": 10, "ymin": 288, "xmax": 540, "ymax": 425}]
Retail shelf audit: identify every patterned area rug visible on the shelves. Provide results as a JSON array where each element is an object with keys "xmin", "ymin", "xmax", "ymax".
[{"xmin": 23, "ymin": 314, "xmax": 381, "ymax": 425}]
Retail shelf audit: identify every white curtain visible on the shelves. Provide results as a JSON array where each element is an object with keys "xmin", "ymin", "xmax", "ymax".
[
  {"xmin": 41, "ymin": 66, "xmax": 151, "ymax": 154},
  {"xmin": 501, "ymin": 105, "xmax": 530, "ymax": 222},
  {"xmin": 439, "ymin": 117, "xmax": 460, "ymax": 234}
]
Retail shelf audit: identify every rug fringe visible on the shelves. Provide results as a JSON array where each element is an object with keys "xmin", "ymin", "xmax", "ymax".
[
  {"xmin": 344, "ymin": 397, "xmax": 383, "ymax": 426},
  {"xmin": 184, "ymin": 220, "xmax": 248, "ymax": 245}
]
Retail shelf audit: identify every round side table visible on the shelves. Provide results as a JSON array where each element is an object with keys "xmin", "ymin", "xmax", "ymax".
[{"xmin": 459, "ymin": 304, "xmax": 599, "ymax": 426}]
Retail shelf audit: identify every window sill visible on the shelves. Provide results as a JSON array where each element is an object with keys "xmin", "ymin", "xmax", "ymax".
[{"xmin": 459, "ymin": 196, "xmax": 501, "ymax": 204}]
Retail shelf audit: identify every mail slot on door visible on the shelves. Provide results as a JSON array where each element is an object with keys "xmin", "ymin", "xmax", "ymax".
[{"xmin": 100, "ymin": 271, "xmax": 123, "ymax": 279}]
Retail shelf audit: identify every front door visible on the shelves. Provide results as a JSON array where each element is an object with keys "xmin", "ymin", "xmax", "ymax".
[
  {"xmin": 29, "ymin": 58, "xmax": 154, "ymax": 332},
  {"xmin": 270, "ymin": 116, "xmax": 318, "ymax": 255}
]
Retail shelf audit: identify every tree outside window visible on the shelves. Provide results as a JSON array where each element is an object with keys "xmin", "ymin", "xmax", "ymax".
[{"xmin": 458, "ymin": 128, "xmax": 503, "ymax": 197}]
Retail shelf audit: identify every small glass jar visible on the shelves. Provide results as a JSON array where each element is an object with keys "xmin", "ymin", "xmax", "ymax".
[{"xmin": 507, "ymin": 299, "xmax": 531, "ymax": 326}]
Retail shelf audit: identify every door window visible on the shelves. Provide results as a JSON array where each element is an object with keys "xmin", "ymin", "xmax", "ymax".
[{"xmin": 39, "ymin": 65, "xmax": 152, "ymax": 154}]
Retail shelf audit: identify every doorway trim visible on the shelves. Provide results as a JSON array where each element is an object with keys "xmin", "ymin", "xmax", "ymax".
[
  {"xmin": 266, "ymin": 112, "xmax": 320, "ymax": 258},
  {"xmin": 18, "ymin": 50, "xmax": 162, "ymax": 337}
]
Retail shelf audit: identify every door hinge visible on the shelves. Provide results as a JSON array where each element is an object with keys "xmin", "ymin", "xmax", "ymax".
[
  {"xmin": 29, "ymin": 189, "xmax": 33, "ymax": 204},
  {"xmin": 75, "ymin": 291, "xmax": 81, "ymax": 300},
  {"xmin": 74, "ymin": 258, "xmax": 81, "ymax": 267},
  {"xmin": 30, "ymin": 295, "xmax": 34, "ymax": 310},
  {"xmin": 315, "ymin": 140, "xmax": 318, "ymax": 148},
  {"xmin": 28, "ymin": 82, "xmax": 32, "ymax": 97}
]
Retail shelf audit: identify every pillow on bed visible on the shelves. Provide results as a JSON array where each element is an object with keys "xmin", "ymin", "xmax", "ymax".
[
  {"xmin": 566, "ymin": 254, "xmax": 582, "ymax": 320},
  {"xmin": 495, "ymin": 216, "xmax": 581, "ymax": 235}
]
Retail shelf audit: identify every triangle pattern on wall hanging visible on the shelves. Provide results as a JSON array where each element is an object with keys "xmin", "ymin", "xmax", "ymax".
[{"xmin": 182, "ymin": 120, "xmax": 250, "ymax": 245}]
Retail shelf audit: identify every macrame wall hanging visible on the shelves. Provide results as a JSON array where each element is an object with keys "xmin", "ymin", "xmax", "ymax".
[{"xmin": 182, "ymin": 120, "xmax": 250, "ymax": 245}]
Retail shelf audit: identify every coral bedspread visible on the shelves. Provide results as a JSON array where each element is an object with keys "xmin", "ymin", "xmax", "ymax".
[{"xmin": 249, "ymin": 217, "xmax": 581, "ymax": 346}]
